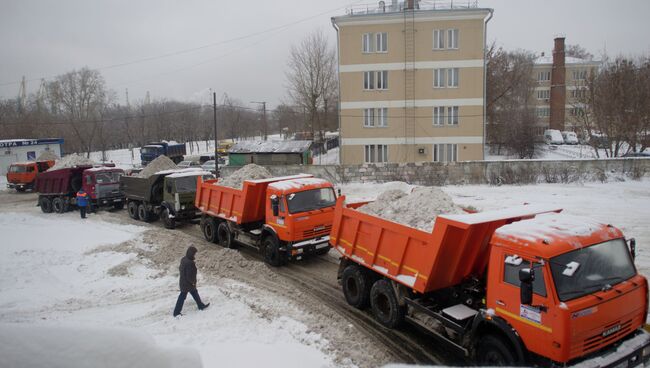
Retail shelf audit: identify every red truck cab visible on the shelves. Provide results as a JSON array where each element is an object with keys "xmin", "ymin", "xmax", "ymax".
[
  {"xmin": 6, "ymin": 160, "xmax": 54, "ymax": 192},
  {"xmin": 81, "ymin": 167, "xmax": 124, "ymax": 208}
]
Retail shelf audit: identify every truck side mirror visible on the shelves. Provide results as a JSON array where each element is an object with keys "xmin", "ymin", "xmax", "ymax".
[
  {"xmin": 628, "ymin": 238, "xmax": 636, "ymax": 260},
  {"xmin": 270, "ymin": 195, "xmax": 279, "ymax": 217},
  {"xmin": 337, "ymin": 188, "xmax": 341, "ymax": 197},
  {"xmin": 519, "ymin": 268, "xmax": 534, "ymax": 305}
]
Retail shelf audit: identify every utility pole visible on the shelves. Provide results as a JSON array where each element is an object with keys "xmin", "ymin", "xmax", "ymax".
[
  {"xmin": 250, "ymin": 101, "xmax": 267, "ymax": 140},
  {"xmin": 213, "ymin": 92, "xmax": 219, "ymax": 175}
]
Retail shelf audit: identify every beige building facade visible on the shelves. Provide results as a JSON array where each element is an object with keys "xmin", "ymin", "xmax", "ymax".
[{"xmin": 332, "ymin": 2, "xmax": 492, "ymax": 164}]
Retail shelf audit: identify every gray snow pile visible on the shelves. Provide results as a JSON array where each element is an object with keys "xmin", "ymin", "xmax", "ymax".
[
  {"xmin": 137, "ymin": 155, "xmax": 177, "ymax": 178},
  {"xmin": 218, "ymin": 164, "xmax": 272, "ymax": 189},
  {"xmin": 47, "ymin": 154, "xmax": 95, "ymax": 171},
  {"xmin": 358, "ymin": 187, "xmax": 464, "ymax": 232},
  {"xmin": 36, "ymin": 151, "xmax": 59, "ymax": 161}
]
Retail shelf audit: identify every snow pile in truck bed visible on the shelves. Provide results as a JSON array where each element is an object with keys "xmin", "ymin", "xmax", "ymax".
[
  {"xmin": 218, "ymin": 164, "xmax": 272, "ymax": 189},
  {"xmin": 36, "ymin": 151, "xmax": 59, "ymax": 161},
  {"xmin": 358, "ymin": 187, "xmax": 464, "ymax": 232},
  {"xmin": 47, "ymin": 153, "xmax": 95, "ymax": 171},
  {"xmin": 136, "ymin": 155, "xmax": 177, "ymax": 178}
]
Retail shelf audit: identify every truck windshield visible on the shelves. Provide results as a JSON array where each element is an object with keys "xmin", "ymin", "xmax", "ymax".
[
  {"xmin": 9, "ymin": 165, "xmax": 28, "ymax": 173},
  {"xmin": 174, "ymin": 176, "xmax": 199, "ymax": 193},
  {"xmin": 95, "ymin": 172, "xmax": 121, "ymax": 184},
  {"xmin": 286, "ymin": 188, "xmax": 336, "ymax": 214},
  {"xmin": 140, "ymin": 147, "xmax": 158, "ymax": 154},
  {"xmin": 550, "ymin": 239, "xmax": 636, "ymax": 302}
]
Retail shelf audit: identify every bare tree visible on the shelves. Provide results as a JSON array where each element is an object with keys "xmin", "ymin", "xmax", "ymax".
[
  {"xmin": 285, "ymin": 29, "xmax": 336, "ymax": 140},
  {"xmin": 566, "ymin": 44, "xmax": 594, "ymax": 60}
]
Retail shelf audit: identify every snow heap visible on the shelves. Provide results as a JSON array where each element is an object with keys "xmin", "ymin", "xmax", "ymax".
[
  {"xmin": 36, "ymin": 151, "xmax": 59, "ymax": 161},
  {"xmin": 218, "ymin": 164, "xmax": 272, "ymax": 189},
  {"xmin": 358, "ymin": 187, "xmax": 464, "ymax": 232},
  {"xmin": 47, "ymin": 153, "xmax": 95, "ymax": 171},
  {"xmin": 137, "ymin": 155, "xmax": 177, "ymax": 178}
]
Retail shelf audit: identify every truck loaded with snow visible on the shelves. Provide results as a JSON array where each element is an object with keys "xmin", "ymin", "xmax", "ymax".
[
  {"xmin": 6, "ymin": 160, "xmax": 54, "ymax": 192},
  {"xmin": 120, "ymin": 167, "xmax": 212, "ymax": 229},
  {"xmin": 35, "ymin": 165, "xmax": 124, "ymax": 213},
  {"xmin": 330, "ymin": 193, "xmax": 650, "ymax": 367},
  {"xmin": 140, "ymin": 141, "xmax": 186, "ymax": 166},
  {"xmin": 195, "ymin": 168, "xmax": 346, "ymax": 266}
]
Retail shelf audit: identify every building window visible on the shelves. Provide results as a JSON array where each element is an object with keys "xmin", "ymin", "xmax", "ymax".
[
  {"xmin": 433, "ymin": 29, "xmax": 445, "ymax": 49},
  {"xmin": 571, "ymin": 88, "xmax": 586, "ymax": 99},
  {"xmin": 363, "ymin": 71, "xmax": 374, "ymax": 90},
  {"xmin": 362, "ymin": 33, "xmax": 373, "ymax": 53},
  {"xmin": 377, "ymin": 70, "xmax": 388, "ymax": 89},
  {"xmin": 447, "ymin": 68, "xmax": 459, "ymax": 87},
  {"xmin": 433, "ymin": 68, "xmax": 445, "ymax": 88},
  {"xmin": 573, "ymin": 69, "xmax": 587, "ymax": 81},
  {"xmin": 365, "ymin": 145, "xmax": 388, "ymax": 163},
  {"xmin": 537, "ymin": 89, "xmax": 550, "ymax": 100},
  {"xmin": 447, "ymin": 106, "xmax": 459, "ymax": 125},
  {"xmin": 433, "ymin": 144, "xmax": 458, "ymax": 162},
  {"xmin": 363, "ymin": 108, "xmax": 375, "ymax": 127},
  {"xmin": 377, "ymin": 108, "xmax": 388, "ymax": 127},
  {"xmin": 536, "ymin": 107, "xmax": 550, "ymax": 118},
  {"xmin": 433, "ymin": 106, "xmax": 445, "ymax": 126},
  {"xmin": 538, "ymin": 71, "xmax": 551, "ymax": 81},
  {"xmin": 376, "ymin": 32, "xmax": 387, "ymax": 52},
  {"xmin": 570, "ymin": 107, "xmax": 585, "ymax": 117},
  {"xmin": 447, "ymin": 29, "xmax": 459, "ymax": 49}
]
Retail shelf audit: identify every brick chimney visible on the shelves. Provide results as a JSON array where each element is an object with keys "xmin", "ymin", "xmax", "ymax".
[{"xmin": 549, "ymin": 37, "xmax": 566, "ymax": 131}]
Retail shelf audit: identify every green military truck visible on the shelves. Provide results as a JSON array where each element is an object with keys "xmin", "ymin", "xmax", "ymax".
[{"xmin": 120, "ymin": 168, "xmax": 213, "ymax": 229}]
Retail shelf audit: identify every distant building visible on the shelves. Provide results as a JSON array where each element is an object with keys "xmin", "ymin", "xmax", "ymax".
[
  {"xmin": 332, "ymin": 0, "xmax": 493, "ymax": 164},
  {"xmin": 228, "ymin": 140, "xmax": 313, "ymax": 166},
  {"xmin": 0, "ymin": 138, "xmax": 64, "ymax": 175},
  {"xmin": 532, "ymin": 37, "xmax": 599, "ymax": 135}
]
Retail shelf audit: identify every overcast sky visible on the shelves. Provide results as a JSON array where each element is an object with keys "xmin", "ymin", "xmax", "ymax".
[{"xmin": 1, "ymin": 0, "xmax": 648, "ymax": 108}]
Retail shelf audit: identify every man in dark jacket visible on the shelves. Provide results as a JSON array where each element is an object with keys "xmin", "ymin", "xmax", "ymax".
[{"xmin": 173, "ymin": 246, "xmax": 210, "ymax": 317}]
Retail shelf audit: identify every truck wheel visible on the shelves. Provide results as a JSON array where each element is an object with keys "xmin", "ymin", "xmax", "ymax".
[
  {"xmin": 127, "ymin": 201, "xmax": 138, "ymax": 219},
  {"xmin": 342, "ymin": 265, "xmax": 372, "ymax": 309},
  {"xmin": 39, "ymin": 196, "xmax": 53, "ymax": 213},
  {"xmin": 217, "ymin": 222, "xmax": 235, "ymax": 249},
  {"xmin": 202, "ymin": 218, "xmax": 218, "ymax": 243},
  {"xmin": 370, "ymin": 279, "xmax": 405, "ymax": 328},
  {"xmin": 113, "ymin": 201, "xmax": 125, "ymax": 210},
  {"xmin": 137, "ymin": 204, "xmax": 152, "ymax": 222},
  {"xmin": 477, "ymin": 335, "xmax": 516, "ymax": 366},
  {"xmin": 162, "ymin": 208, "xmax": 176, "ymax": 229},
  {"xmin": 263, "ymin": 236, "xmax": 287, "ymax": 267},
  {"xmin": 52, "ymin": 197, "xmax": 65, "ymax": 214}
]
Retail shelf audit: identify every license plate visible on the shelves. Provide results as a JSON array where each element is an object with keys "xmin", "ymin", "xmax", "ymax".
[{"xmin": 113, "ymin": 199, "xmax": 122, "ymax": 202}]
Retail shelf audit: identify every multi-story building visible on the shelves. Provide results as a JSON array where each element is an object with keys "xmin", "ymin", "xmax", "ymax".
[
  {"xmin": 532, "ymin": 37, "xmax": 599, "ymax": 135},
  {"xmin": 331, "ymin": 0, "xmax": 493, "ymax": 164}
]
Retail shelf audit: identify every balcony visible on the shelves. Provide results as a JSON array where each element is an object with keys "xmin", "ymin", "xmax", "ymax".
[{"xmin": 346, "ymin": 0, "xmax": 479, "ymax": 16}]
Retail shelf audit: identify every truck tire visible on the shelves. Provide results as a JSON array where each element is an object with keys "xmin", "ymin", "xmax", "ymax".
[
  {"xmin": 202, "ymin": 218, "xmax": 218, "ymax": 243},
  {"xmin": 127, "ymin": 201, "xmax": 138, "ymax": 219},
  {"xmin": 39, "ymin": 196, "xmax": 53, "ymax": 213},
  {"xmin": 342, "ymin": 265, "xmax": 372, "ymax": 309},
  {"xmin": 477, "ymin": 335, "xmax": 516, "ymax": 366},
  {"xmin": 52, "ymin": 197, "xmax": 65, "ymax": 214},
  {"xmin": 162, "ymin": 208, "xmax": 176, "ymax": 229},
  {"xmin": 370, "ymin": 279, "xmax": 405, "ymax": 328},
  {"xmin": 137, "ymin": 204, "xmax": 152, "ymax": 222},
  {"xmin": 263, "ymin": 236, "xmax": 287, "ymax": 267},
  {"xmin": 217, "ymin": 222, "xmax": 235, "ymax": 249}
]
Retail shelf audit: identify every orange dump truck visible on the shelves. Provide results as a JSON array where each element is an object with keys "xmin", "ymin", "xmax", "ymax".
[
  {"xmin": 196, "ymin": 174, "xmax": 339, "ymax": 266},
  {"xmin": 6, "ymin": 160, "xmax": 54, "ymax": 192},
  {"xmin": 330, "ymin": 197, "xmax": 650, "ymax": 367}
]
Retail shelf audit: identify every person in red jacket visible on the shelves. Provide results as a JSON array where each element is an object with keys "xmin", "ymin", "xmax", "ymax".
[{"xmin": 76, "ymin": 188, "xmax": 89, "ymax": 219}]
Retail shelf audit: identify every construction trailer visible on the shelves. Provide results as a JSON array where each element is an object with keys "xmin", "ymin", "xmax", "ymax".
[{"xmin": 227, "ymin": 140, "xmax": 312, "ymax": 166}]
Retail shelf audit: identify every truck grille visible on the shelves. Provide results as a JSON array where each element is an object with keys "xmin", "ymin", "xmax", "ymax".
[
  {"xmin": 581, "ymin": 319, "xmax": 633, "ymax": 354},
  {"xmin": 303, "ymin": 224, "xmax": 331, "ymax": 239}
]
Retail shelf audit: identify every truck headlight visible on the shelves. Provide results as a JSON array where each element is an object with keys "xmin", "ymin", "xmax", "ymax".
[{"xmin": 181, "ymin": 205, "xmax": 185, "ymax": 210}]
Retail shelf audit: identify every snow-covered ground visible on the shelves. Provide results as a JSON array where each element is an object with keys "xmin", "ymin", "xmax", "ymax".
[{"xmin": 314, "ymin": 147, "xmax": 339, "ymax": 165}]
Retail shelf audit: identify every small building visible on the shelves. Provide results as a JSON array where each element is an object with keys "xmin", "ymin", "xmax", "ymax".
[
  {"xmin": 0, "ymin": 138, "xmax": 64, "ymax": 175},
  {"xmin": 228, "ymin": 140, "xmax": 313, "ymax": 166}
]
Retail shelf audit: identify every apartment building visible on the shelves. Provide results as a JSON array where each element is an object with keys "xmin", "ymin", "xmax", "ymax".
[
  {"xmin": 331, "ymin": 0, "xmax": 493, "ymax": 164},
  {"xmin": 532, "ymin": 37, "xmax": 600, "ymax": 134}
]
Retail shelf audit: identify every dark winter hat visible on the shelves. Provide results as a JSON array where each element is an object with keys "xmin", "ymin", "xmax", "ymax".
[{"xmin": 186, "ymin": 246, "xmax": 198, "ymax": 260}]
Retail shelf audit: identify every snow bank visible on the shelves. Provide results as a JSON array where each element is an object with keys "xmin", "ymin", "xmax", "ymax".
[
  {"xmin": 47, "ymin": 153, "xmax": 95, "ymax": 171},
  {"xmin": 137, "ymin": 155, "xmax": 177, "ymax": 178},
  {"xmin": 358, "ymin": 186, "xmax": 464, "ymax": 231},
  {"xmin": 218, "ymin": 164, "xmax": 272, "ymax": 189},
  {"xmin": 0, "ymin": 324, "xmax": 201, "ymax": 368},
  {"xmin": 36, "ymin": 150, "xmax": 60, "ymax": 161}
]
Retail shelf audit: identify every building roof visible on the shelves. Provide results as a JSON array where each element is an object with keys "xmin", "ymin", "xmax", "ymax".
[
  {"xmin": 534, "ymin": 55, "xmax": 600, "ymax": 66},
  {"xmin": 332, "ymin": 1, "xmax": 492, "ymax": 24},
  {"xmin": 229, "ymin": 140, "xmax": 312, "ymax": 154}
]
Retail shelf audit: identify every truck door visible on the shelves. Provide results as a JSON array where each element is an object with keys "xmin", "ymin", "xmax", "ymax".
[{"xmin": 495, "ymin": 253, "xmax": 556, "ymax": 355}]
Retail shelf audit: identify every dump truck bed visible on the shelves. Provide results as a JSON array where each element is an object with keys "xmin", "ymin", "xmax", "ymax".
[
  {"xmin": 330, "ymin": 196, "xmax": 561, "ymax": 294},
  {"xmin": 35, "ymin": 166, "xmax": 92, "ymax": 195},
  {"xmin": 195, "ymin": 174, "xmax": 313, "ymax": 224},
  {"xmin": 120, "ymin": 174, "xmax": 165, "ymax": 203}
]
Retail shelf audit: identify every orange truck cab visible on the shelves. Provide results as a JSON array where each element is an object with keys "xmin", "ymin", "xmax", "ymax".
[
  {"xmin": 196, "ymin": 174, "xmax": 338, "ymax": 266},
  {"xmin": 331, "ymin": 199, "xmax": 650, "ymax": 367},
  {"xmin": 6, "ymin": 160, "xmax": 54, "ymax": 192}
]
